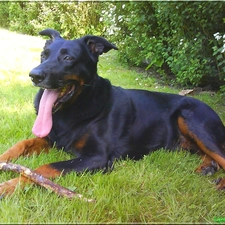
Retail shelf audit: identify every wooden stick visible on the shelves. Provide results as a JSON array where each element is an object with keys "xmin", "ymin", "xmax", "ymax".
[{"xmin": 0, "ymin": 162, "xmax": 95, "ymax": 202}]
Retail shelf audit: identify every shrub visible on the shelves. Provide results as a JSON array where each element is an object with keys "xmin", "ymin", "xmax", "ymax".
[
  {"xmin": 105, "ymin": 2, "xmax": 225, "ymax": 89},
  {"xmin": 0, "ymin": 1, "xmax": 224, "ymax": 89}
]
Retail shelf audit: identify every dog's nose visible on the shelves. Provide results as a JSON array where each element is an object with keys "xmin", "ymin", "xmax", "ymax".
[{"xmin": 29, "ymin": 69, "xmax": 45, "ymax": 85}]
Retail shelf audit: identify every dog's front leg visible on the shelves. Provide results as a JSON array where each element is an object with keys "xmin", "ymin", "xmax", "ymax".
[
  {"xmin": 0, "ymin": 163, "xmax": 61, "ymax": 196},
  {"xmin": 0, "ymin": 154, "xmax": 107, "ymax": 196},
  {"xmin": 0, "ymin": 138, "xmax": 50, "ymax": 162},
  {"xmin": 0, "ymin": 138, "xmax": 51, "ymax": 196}
]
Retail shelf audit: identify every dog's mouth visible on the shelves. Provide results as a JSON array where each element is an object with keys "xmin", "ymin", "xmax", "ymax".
[
  {"xmin": 53, "ymin": 83, "xmax": 76, "ymax": 112},
  {"xmin": 32, "ymin": 83, "xmax": 76, "ymax": 138}
]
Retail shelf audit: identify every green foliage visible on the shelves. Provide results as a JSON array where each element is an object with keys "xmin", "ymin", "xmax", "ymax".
[
  {"xmin": 0, "ymin": 2, "xmax": 105, "ymax": 38},
  {"xmin": 58, "ymin": 2, "xmax": 105, "ymax": 38},
  {"xmin": 0, "ymin": 2, "xmax": 224, "ymax": 89},
  {"xmin": 154, "ymin": 2, "xmax": 225, "ymax": 88},
  {"xmin": 7, "ymin": 2, "xmax": 41, "ymax": 35},
  {"xmin": 106, "ymin": 2, "xmax": 225, "ymax": 89},
  {"xmin": 0, "ymin": 2, "xmax": 9, "ymax": 28}
]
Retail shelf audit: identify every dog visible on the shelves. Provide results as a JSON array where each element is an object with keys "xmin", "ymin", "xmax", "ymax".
[{"xmin": 1, "ymin": 28, "xmax": 225, "ymax": 195}]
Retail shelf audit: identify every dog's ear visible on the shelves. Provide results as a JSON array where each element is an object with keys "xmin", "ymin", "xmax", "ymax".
[
  {"xmin": 83, "ymin": 36, "xmax": 118, "ymax": 59},
  {"xmin": 39, "ymin": 29, "xmax": 63, "ymax": 50},
  {"xmin": 39, "ymin": 28, "xmax": 62, "ymax": 40}
]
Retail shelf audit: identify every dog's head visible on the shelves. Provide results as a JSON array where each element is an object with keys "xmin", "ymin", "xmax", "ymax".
[
  {"xmin": 30, "ymin": 28, "xmax": 117, "ymax": 110},
  {"xmin": 30, "ymin": 28, "xmax": 117, "ymax": 88},
  {"xmin": 30, "ymin": 29, "xmax": 118, "ymax": 138}
]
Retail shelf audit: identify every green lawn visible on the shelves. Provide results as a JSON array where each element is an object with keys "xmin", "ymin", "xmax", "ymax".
[{"xmin": 0, "ymin": 28, "xmax": 225, "ymax": 224}]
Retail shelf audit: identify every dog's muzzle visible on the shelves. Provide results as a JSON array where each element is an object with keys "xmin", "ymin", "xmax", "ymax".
[{"xmin": 29, "ymin": 69, "xmax": 46, "ymax": 86}]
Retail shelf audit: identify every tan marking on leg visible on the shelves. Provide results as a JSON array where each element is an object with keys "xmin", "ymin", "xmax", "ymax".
[
  {"xmin": 178, "ymin": 117, "xmax": 225, "ymax": 170},
  {"xmin": 0, "ymin": 138, "xmax": 50, "ymax": 162},
  {"xmin": 74, "ymin": 133, "xmax": 89, "ymax": 151},
  {"xmin": 179, "ymin": 135, "xmax": 192, "ymax": 149},
  {"xmin": 198, "ymin": 147, "xmax": 225, "ymax": 171},
  {"xmin": 0, "ymin": 164, "xmax": 62, "ymax": 196},
  {"xmin": 216, "ymin": 178, "xmax": 225, "ymax": 190},
  {"xmin": 178, "ymin": 117, "xmax": 190, "ymax": 136},
  {"xmin": 0, "ymin": 176, "xmax": 27, "ymax": 196},
  {"xmin": 34, "ymin": 164, "xmax": 62, "ymax": 179},
  {"xmin": 195, "ymin": 153, "xmax": 220, "ymax": 173}
]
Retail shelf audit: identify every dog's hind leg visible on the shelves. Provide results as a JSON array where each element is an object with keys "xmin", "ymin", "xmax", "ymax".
[
  {"xmin": 177, "ymin": 116, "xmax": 225, "ymax": 189},
  {"xmin": 0, "ymin": 138, "xmax": 50, "ymax": 162}
]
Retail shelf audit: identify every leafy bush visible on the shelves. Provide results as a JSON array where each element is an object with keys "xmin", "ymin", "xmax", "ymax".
[
  {"xmin": 7, "ymin": 2, "xmax": 41, "ymax": 35},
  {"xmin": 0, "ymin": 1, "xmax": 224, "ymax": 89},
  {"xmin": 105, "ymin": 2, "xmax": 225, "ymax": 89},
  {"xmin": 0, "ymin": 2, "xmax": 105, "ymax": 38},
  {"xmin": 0, "ymin": 2, "xmax": 9, "ymax": 28}
]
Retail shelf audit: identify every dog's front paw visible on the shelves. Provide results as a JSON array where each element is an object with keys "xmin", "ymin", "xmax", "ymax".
[{"xmin": 0, "ymin": 177, "xmax": 21, "ymax": 196}]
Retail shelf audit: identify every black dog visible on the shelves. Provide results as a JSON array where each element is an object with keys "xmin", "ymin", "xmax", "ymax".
[{"xmin": 1, "ymin": 28, "xmax": 225, "ymax": 195}]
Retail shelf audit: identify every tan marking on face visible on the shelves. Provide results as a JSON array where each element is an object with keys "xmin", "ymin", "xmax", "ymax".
[{"xmin": 64, "ymin": 75, "xmax": 85, "ymax": 86}]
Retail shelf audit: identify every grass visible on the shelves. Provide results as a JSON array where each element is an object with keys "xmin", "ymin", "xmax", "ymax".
[{"xmin": 0, "ymin": 28, "xmax": 225, "ymax": 223}]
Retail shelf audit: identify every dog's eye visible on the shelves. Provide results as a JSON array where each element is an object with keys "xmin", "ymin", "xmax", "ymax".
[
  {"xmin": 41, "ymin": 52, "xmax": 47, "ymax": 63},
  {"xmin": 64, "ymin": 56, "xmax": 74, "ymax": 61},
  {"xmin": 43, "ymin": 49, "xmax": 49, "ymax": 56}
]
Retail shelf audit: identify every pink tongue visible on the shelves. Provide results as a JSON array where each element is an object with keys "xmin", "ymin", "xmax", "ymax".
[{"xmin": 32, "ymin": 89, "xmax": 59, "ymax": 138}]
